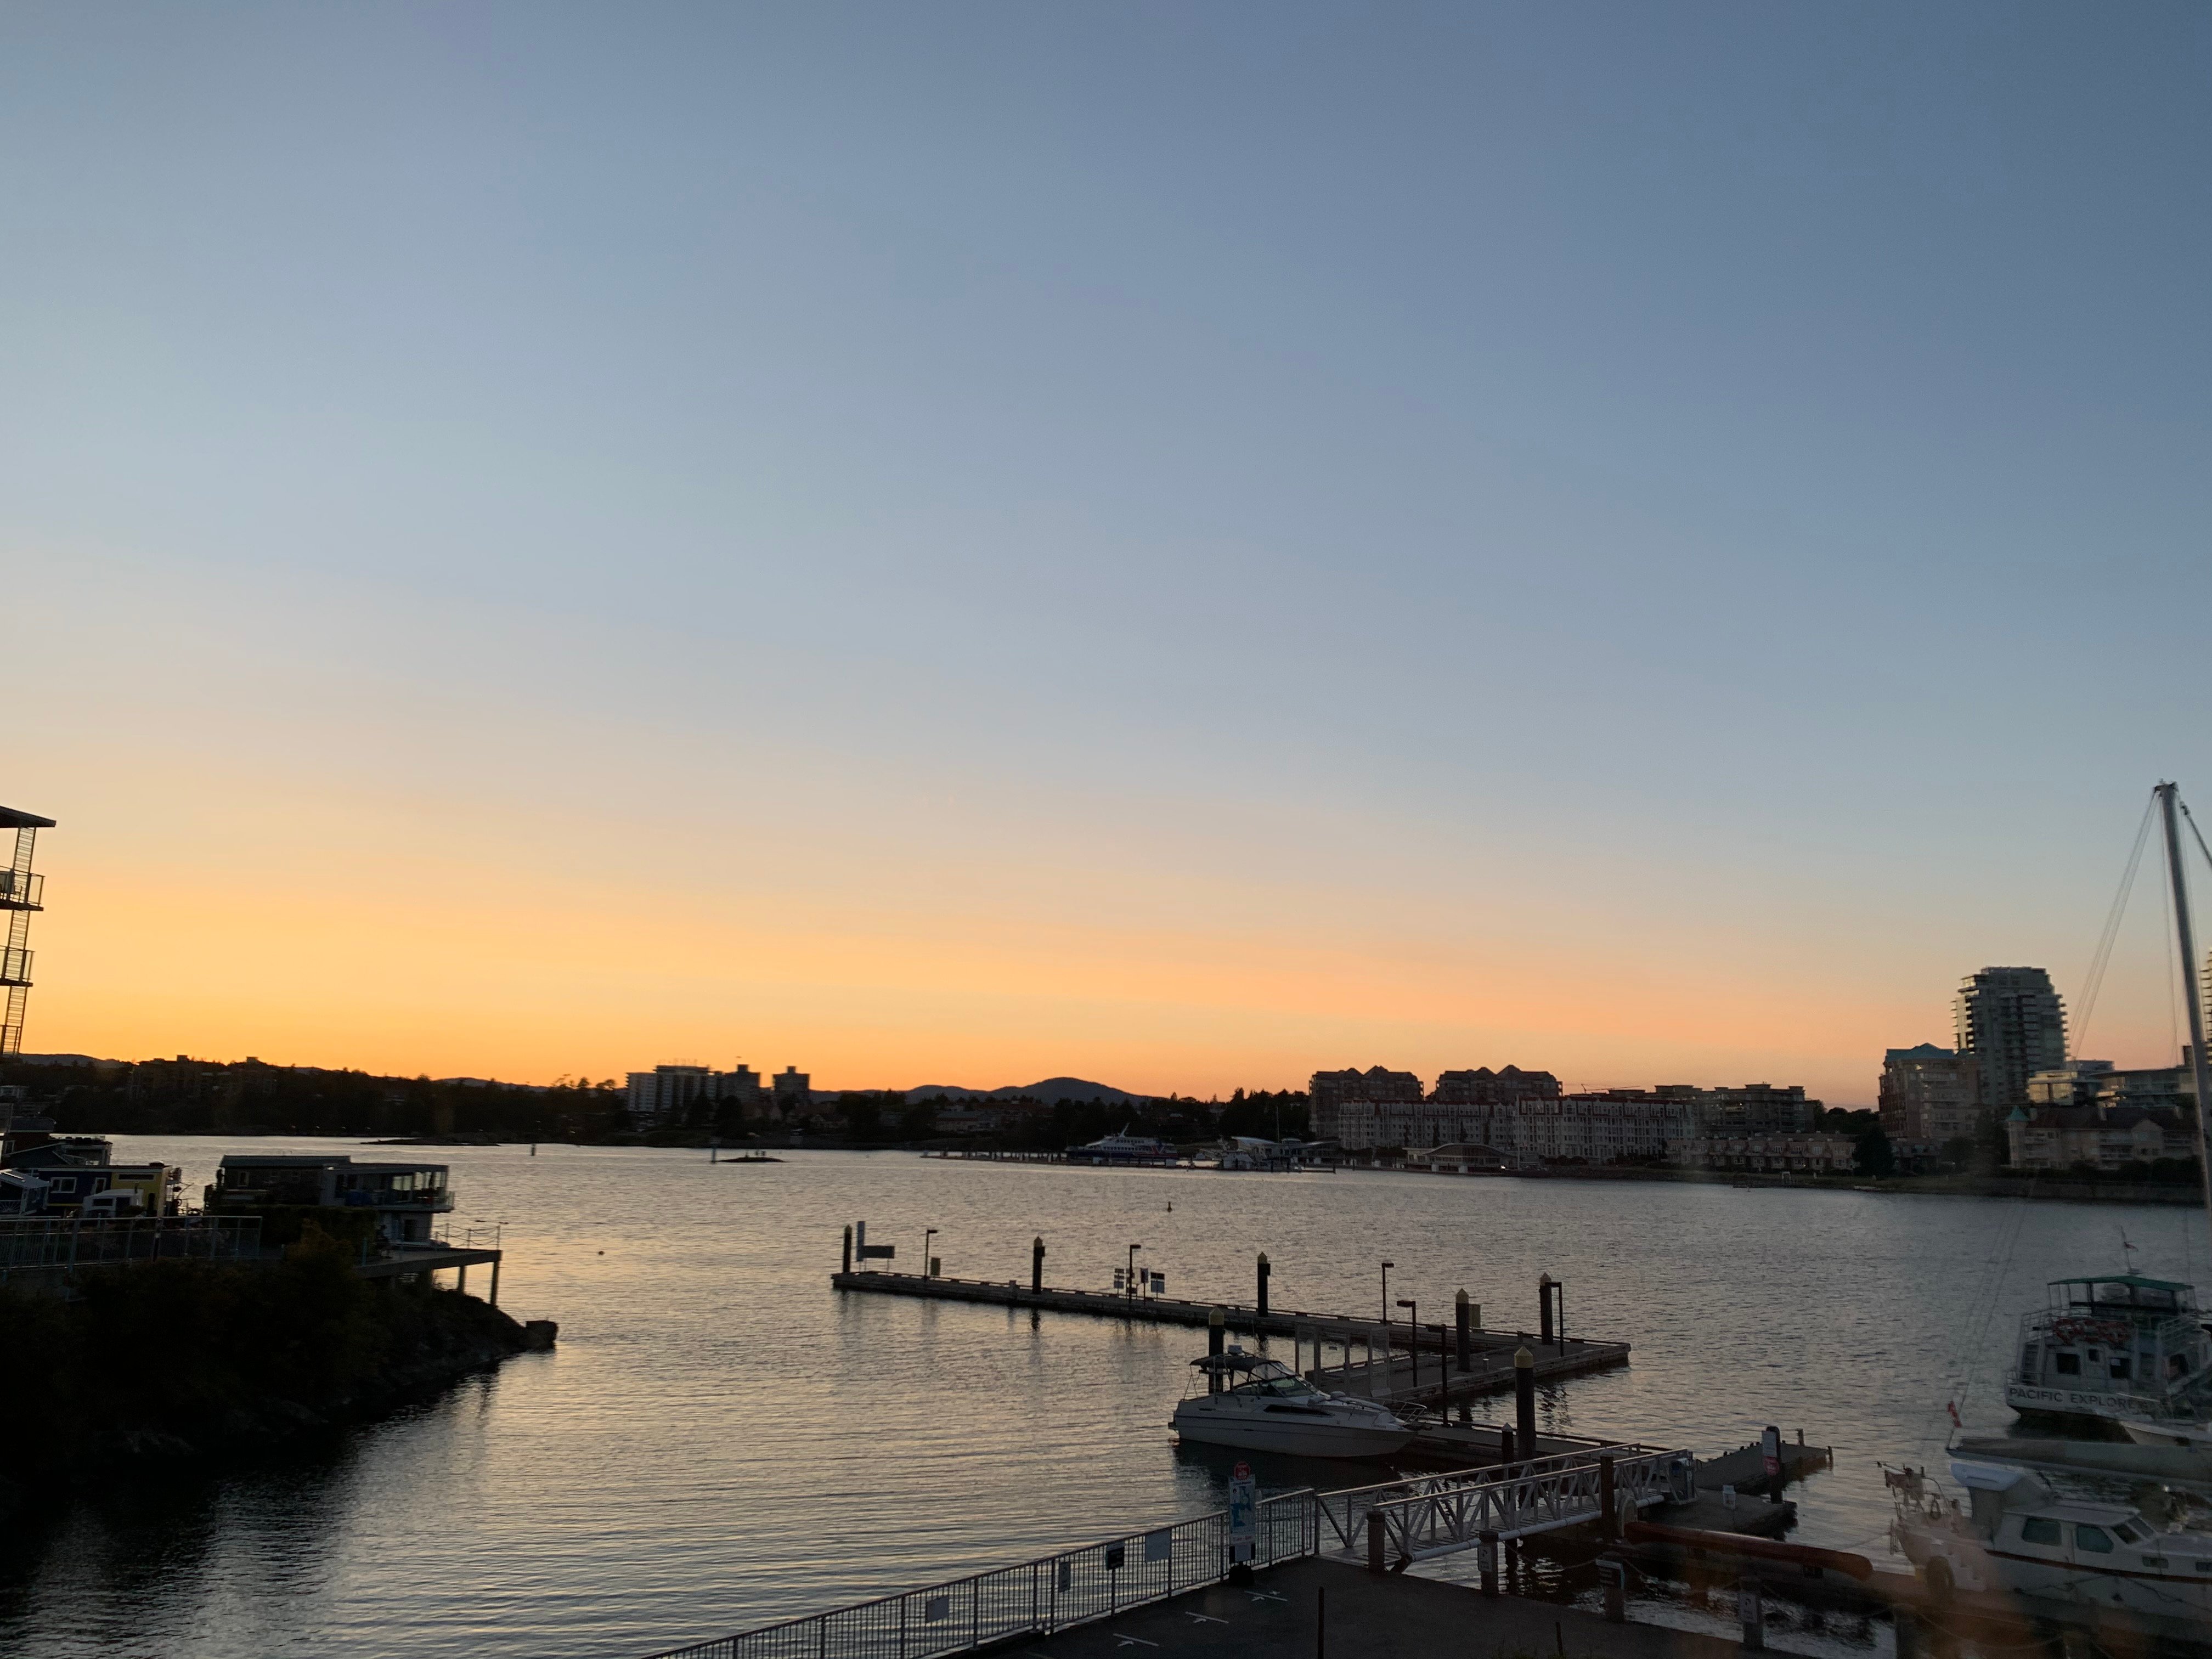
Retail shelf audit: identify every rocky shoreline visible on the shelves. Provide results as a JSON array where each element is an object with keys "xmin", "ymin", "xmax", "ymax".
[{"xmin": 0, "ymin": 1243, "xmax": 556, "ymax": 1521}]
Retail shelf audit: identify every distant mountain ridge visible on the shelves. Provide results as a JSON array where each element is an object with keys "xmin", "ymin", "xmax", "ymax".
[{"xmin": 901, "ymin": 1077, "xmax": 1150, "ymax": 1105}]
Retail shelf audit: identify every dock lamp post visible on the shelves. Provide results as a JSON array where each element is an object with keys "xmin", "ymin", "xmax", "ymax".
[
  {"xmin": 1128, "ymin": 1243, "xmax": 1143, "ymax": 1298},
  {"xmin": 924, "ymin": 1228, "xmax": 937, "ymax": 1279},
  {"xmin": 1380, "ymin": 1261, "xmax": 1394, "ymax": 1329},
  {"xmin": 1396, "ymin": 1299, "xmax": 1418, "ymax": 1396}
]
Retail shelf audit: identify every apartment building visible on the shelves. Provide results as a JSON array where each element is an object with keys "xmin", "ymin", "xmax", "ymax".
[
  {"xmin": 1880, "ymin": 1045, "xmax": 1980, "ymax": 1144},
  {"xmin": 2005, "ymin": 1104, "xmax": 2192, "ymax": 1172},
  {"xmin": 625, "ymin": 1062, "xmax": 777, "ymax": 1129},
  {"xmin": 1956, "ymin": 967, "xmax": 2067, "ymax": 1110}
]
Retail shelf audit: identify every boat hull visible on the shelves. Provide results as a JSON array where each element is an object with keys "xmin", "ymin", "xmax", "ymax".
[{"xmin": 1171, "ymin": 1404, "xmax": 1412, "ymax": 1460}]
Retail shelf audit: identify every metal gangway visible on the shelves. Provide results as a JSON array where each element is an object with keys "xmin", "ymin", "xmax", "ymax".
[{"xmin": 1314, "ymin": 1444, "xmax": 1695, "ymax": 1566}]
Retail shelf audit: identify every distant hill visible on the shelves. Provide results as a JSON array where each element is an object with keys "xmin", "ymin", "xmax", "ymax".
[{"xmin": 901, "ymin": 1077, "xmax": 1151, "ymax": 1106}]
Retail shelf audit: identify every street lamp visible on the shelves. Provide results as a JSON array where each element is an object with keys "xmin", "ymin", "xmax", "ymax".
[
  {"xmin": 1128, "ymin": 1243, "xmax": 1144, "ymax": 1298},
  {"xmin": 924, "ymin": 1227, "xmax": 938, "ymax": 1279},
  {"xmin": 1397, "ymin": 1299, "xmax": 1418, "ymax": 1397},
  {"xmin": 1380, "ymin": 1261, "xmax": 1395, "ymax": 1328}
]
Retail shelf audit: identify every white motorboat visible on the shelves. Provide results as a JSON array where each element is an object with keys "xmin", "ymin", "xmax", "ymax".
[
  {"xmin": 2005, "ymin": 1273, "xmax": 2212, "ymax": 1427},
  {"xmin": 1892, "ymin": 1458, "xmax": 2212, "ymax": 1621},
  {"xmin": 1171, "ymin": 1352, "xmax": 1414, "ymax": 1459}
]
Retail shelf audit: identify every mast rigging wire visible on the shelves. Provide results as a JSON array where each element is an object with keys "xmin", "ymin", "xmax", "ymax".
[{"xmin": 2073, "ymin": 795, "xmax": 2158, "ymax": 1053}]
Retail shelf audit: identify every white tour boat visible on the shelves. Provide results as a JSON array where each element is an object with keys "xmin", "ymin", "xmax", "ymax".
[
  {"xmin": 1171, "ymin": 1352, "xmax": 1414, "ymax": 1459},
  {"xmin": 1068, "ymin": 1128, "xmax": 1180, "ymax": 1165},
  {"xmin": 2006, "ymin": 1273, "xmax": 2212, "ymax": 1427},
  {"xmin": 1892, "ymin": 1458, "xmax": 2212, "ymax": 1621}
]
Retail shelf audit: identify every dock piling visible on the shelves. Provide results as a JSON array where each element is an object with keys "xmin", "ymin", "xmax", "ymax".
[
  {"xmin": 1454, "ymin": 1290, "xmax": 1471, "ymax": 1373},
  {"xmin": 1598, "ymin": 1453, "xmax": 1617, "ymax": 1537},
  {"xmin": 1256, "ymin": 1252, "xmax": 1271, "ymax": 1318},
  {"xmin": 1208, "ymin": 1307, "xmax": 1226, "ymax": 1391},
  {"xmin": 1031, "ymin": 1236, "xmax": 1044, "ymax": 1293},
  {"xmin": 1365, "ymin": 1511, "xmax": 1385, "ymax": 1575},
  {"xmin": 1514, "ymin": 1345, "xmax": 1537, "ymax": 1458},
  {"xmin": 843, "ymin": 1225, "xmax": 853, "ymax": 1274},
  {"xmin": 1539, "ymin": 1273, "xmax": 1554, "ymax": 1346},
  {"xmin": 1738, "ymin": 1578, "xmax": 1765, "ymax": 1652}
]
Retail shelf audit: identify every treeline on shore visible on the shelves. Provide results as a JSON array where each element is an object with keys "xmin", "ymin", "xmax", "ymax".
[
  {"xmin": 0, "ymin": 1054, "xmax": 1312, "ymax": 1147},
  {"xmin": 0, "ymin": 1232, "xmax": 530, "ymax": 1514}
]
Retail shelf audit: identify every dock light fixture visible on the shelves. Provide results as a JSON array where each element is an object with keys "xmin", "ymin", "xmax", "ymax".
[
  {"xmin": 924, "ymin": 1228, "xmax": 938, "ymax": 1279},
  {"xmin": 1380, "ymin": 1261, "xmax": 1394, "ymax": 1328},
  {"xmin": 1127, "ymin": 1243, "xmax": 1143, "ymax": 1298},
  {"xmin": 1397, "ymin": 1299, "xmax": 1418, "ymax": 1394}
]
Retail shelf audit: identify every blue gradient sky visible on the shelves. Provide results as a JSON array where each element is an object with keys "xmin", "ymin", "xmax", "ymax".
[{"xmin": 5, "ymin": 4, "xmax": 2209, "ymax": 1100}]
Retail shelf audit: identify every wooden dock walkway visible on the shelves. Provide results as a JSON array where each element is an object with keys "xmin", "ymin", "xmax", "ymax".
[{"xmin": 830, "ymin": 1269, "xmax": 1629, "ymax": 1403}]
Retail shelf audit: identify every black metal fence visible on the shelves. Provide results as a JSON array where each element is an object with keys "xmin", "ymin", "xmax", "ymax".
[
  {"xmin": 0, "ymin": 1214, "xmax": 264, "ymax": 1275},
  {"xmin": 640, "ymin": 1491, "xmax": 1317, "ymax": 1659}
]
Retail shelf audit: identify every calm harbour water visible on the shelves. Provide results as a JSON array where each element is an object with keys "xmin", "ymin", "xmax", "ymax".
[{"xmin": 3, "ymin": 1138, "xmax": 2205, "ymax": 1659}]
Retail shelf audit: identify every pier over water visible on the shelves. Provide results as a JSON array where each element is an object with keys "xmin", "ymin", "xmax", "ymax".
[{"xmin": 830, "ymin": 1267, "xmax": 1629, "ymax": 1404}]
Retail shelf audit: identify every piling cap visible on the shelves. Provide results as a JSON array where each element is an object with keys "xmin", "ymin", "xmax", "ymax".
[
  {"xmin": 1455, "ymin": 1289, "xmax": 1468, "ymax": 1306},
  {"xmin": 1210, "ymin": 1306, "xmax": 1226, "ymax": 1327},
  {"xmin": 1539, "ymin": 1271, "xmax": 1553, "ymax": 1287},
  {"xmin": 1514, "ymin": 1345, "xmax": 1534, "ymax": 1367}
]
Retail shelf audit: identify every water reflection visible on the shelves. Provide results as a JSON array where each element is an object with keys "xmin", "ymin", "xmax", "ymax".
[{"xmin": 1, "ymin": 1140, "xmax": 2201, "ymax": 1657}]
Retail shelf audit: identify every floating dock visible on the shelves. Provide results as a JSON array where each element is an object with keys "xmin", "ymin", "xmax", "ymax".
[{"xmin": 830, "ymin": 1268, "xmax": 1629, "ymax": 1404}]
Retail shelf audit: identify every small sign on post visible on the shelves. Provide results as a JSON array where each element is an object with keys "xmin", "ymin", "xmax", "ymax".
[{"xmin": 1228, "ymin": 1461, "xmax": 1258, "ymax": 1565}]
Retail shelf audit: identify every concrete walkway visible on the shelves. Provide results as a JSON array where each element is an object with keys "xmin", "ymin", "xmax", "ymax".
[{"xmin": 1011, "ymin": 1558, "xmax": 1744, "ymax": 1659}]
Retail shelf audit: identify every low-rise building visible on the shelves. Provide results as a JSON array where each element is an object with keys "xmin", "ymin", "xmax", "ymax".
[
  {"xmin": 0, "ymin": 1169, "xmax": 48, "ymax": 1214},
  {"xmin": 1678, "ymin": 1133, "xmax": 1858, "ymax": 1175},
  {"xmin": 210, "ymin": 1154, "xmax": 453, "ymax": 1243},
  {"xmin": 2004, "ymin": 1105, "xmax": 2192, "ymax": 1172}
]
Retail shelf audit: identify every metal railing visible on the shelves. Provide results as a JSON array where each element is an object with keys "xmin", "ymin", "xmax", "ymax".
[
  {"xmin": 0, "ymin": 946, "xmax": 30, "ymax": 985},
  {"xmin": 0, "ymin": 871, "xmax": 42, "ymax": 910},
  {"xmin": 639, "ymin": 1492, "xmax": 1318, "ymax": 1659},
  {"xmin": 1314, "ymin": 1446, "xmax": 1692, "ymax": 1559},
  {"xmin": 0, "ymin": 1214, "xmax": 264, "ymax": 1272}
]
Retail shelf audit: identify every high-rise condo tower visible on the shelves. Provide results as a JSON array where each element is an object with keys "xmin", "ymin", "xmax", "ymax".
[{"xmin": 1955, "ymin": 965, "xmax": 2066, "ymax": 1113}]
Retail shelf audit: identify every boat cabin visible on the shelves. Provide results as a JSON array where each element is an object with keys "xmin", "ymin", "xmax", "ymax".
[
  {"xmin": 1949, "ymin": 1463, "xmax": 2212, "ymax": 1582},
  {"xmin": 2011, "ymin": 1274, "xmax": 2212, "ymax": 1419},
  {"xmin": 1187, "ymin": 1352, "xmax": 1322, "ymax": 1400}
]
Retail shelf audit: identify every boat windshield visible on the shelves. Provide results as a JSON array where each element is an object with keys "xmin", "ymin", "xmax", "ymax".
[
  {"xmin": 1232, "ymin": 1372, "xmax": 1319, "ymax": 1398},
  {"xmin": 2052, "ymin": 1276, "xmax": 2196, "ymax": 1316}
]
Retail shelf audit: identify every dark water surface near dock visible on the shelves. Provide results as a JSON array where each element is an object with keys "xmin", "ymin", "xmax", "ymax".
[{"xmin": 3, "ymin": 1141, "xmax": 2202, "ymax": 1658}]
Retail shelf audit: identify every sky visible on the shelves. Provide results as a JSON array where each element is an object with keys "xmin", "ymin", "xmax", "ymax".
[{"xmin": 4, "ymin": 3, "xmax": 2209, "ymax": 1103}]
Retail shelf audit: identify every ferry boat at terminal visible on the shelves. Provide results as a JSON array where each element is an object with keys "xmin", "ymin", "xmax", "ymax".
[{"xmin": 1066, "ymin": 1128, "xmax": 1181, "ymax": 1165}]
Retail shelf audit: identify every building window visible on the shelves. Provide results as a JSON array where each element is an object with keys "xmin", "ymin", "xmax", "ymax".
[{"xmin": 2054, "ymin": 1352, "xmax": 2081, "ymax": 1375}]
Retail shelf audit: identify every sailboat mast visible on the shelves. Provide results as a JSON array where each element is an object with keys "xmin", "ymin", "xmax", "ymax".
[{"xmin": 2154, "ymin": 781, "xmax": 2212, "ymax": 1223}]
